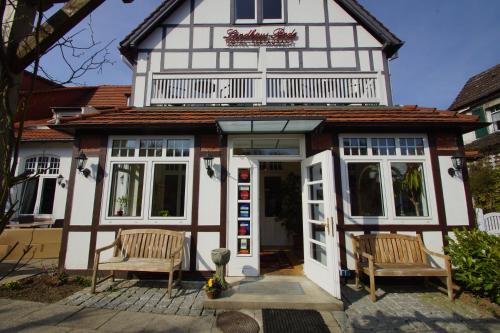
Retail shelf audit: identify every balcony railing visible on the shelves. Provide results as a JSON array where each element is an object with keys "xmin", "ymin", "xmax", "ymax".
[{"xmin": 150, "ymin": 72, "xmax": 385, "ymax": 106}]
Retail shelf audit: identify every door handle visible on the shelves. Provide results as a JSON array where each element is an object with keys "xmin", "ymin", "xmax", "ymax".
[{"xmin": 322, "ymin": 219, "xmax": 330, "ymax": 235}]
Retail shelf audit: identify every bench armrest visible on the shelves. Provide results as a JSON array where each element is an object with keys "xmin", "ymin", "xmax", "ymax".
[
  {"xmin": 170, "ymin": 244, "xmax": 183, "ymax": 258},
  {"xmin": 422, "ymin": 247, "xmax": 450, "ymax": 260},
  {"xmin": 361, "ymin": 251, "xmax": 374, "ymax": 261},
  {"xmin": 95, "ymin": 239, "xmax": 119, "ymax": 254}
]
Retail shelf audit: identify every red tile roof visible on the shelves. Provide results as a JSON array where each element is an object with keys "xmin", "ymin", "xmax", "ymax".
[
  {"xmin": 16, "ymin": 120, "xmax": 74, "ymax": 142},
  {"xmin": 22, "ymin": 85, "xmax": 131, "ymax": 121},
  {"xmin": 53, "ymin": 105, "xmax": 482, "ymax": 132},
  {"xmin": 449, "ymin": 64, "xmax": 500, "ymax": 111}
]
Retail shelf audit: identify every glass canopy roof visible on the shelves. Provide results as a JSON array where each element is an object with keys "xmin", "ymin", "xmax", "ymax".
[{"xmin": 216, "ymin": 118, "xmax": 325, "ymax": 133}]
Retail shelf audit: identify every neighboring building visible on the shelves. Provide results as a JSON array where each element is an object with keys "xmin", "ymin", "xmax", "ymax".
[
  {"xmin": 450, "ymin": 63, "xmax": 500, "ymax": 165},
  {"xmin": 39, "ymin": 0, "xmax": 485, "ymax": 300},
  {"xmin": 12, "ymin": 85, "xmax": 130, "ymax": 227}
]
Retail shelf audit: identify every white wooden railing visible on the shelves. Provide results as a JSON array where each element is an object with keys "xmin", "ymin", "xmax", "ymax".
[
  {"xmin": 476, "ymin": 208, "xmax": 500, "ymax": 236},
  {"xmin": 150, "ymin": 72, "xmax": 384, "ymax": 106}
]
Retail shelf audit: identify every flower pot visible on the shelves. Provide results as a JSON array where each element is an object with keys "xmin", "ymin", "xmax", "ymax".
[
  {"xmin": 205, "ymin": 289, "xmax": 221, "ymax": 299},
  {"xmin": 116, "ymin": 210, "xmax": 123, "ymax": 216}
]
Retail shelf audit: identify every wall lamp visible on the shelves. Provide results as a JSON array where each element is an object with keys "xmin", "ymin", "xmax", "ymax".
[
  {"xmin": 203, "ymin": 155, "xmax": 215, "ymax": 178},
  {"xmin": 57, "ymin": 175, "xmax": 67, "ymax": 188},
  {"xmin": 448, "ymin": 152, "xmax": 466, "ymax": 177},
  {"xmin": 75, "ymin": 151, "xmax": 91, "ymax": 178}
]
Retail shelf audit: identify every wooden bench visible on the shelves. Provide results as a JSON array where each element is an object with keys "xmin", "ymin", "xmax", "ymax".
[
  {"xmin": 350, "ymin": 234, "xmax": 453, "ymax": 302},
  {"xmin": 91, "ymin": 229, "xmax": 185, "ymax": 297}
]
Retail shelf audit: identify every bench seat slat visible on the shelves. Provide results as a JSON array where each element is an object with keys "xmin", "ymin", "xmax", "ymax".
[{"xmin": 99, "ymin": 257, "xmax": 182, "ymax": 273}]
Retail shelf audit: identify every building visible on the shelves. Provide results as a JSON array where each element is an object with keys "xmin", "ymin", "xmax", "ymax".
[
  {"xmin": 23, "ymin": 0, "xmax": 484, "ymax": 300},
  {"xmin": 450, "ymin": 63, "xmax": 500, "ymax": 166},
  {"xmin": 12, "ymin": 85, "xmax": 130, "ymax": 226}
]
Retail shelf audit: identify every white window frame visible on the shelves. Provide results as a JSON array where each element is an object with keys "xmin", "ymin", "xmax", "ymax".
[
  {"xmin": 262, "ymin": 0, "xmax": 285, "ymax": 24},
  {"xmin": 234, "ymin": 0, "xmax": 258, "ymax": 24},
  {"xmin": 234, "ymin": 0, "xmax": 285, "ymax": 24},
  {"xmin": 229, "ymin": 134, "xmax": 306, "ymax": 161},
  {"xmin": 340, "ymin": 134, "xmax": 438, "ymax": 225},
  {"xmin": 101, "ymin": 135, "xmax": 194, "ymax": 225},
  {"xmin": 19, "ymin": 155, "xmax": 61, "ymax": 217}
]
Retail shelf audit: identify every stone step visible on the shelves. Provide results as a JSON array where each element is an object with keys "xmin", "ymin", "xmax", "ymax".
[{"xmin": 203, "ymin": 276, "xmax": 344, "ymax": 311}]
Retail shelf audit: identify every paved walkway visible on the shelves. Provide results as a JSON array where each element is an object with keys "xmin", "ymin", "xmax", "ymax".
[{"xmin": 339, "ymin": 284, "xmax": 499, "ymax": 333}]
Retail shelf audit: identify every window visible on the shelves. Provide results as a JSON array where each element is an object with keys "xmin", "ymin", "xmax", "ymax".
[
  {"xmin": 233, "ymin": 138, "xmax": 300, "ymax": 156},
  {"xmin": 347, "ymin": 162, "xmax": 384, "ymax": 216},
  {"xmin": 391, "ymin": 162, "xmax": 429, "ymax": 217},
  {"xmin": 108, "ymin": 164, "xmax": 145, "ymax": 217},
  {"xmin": 151, "ymin": 164, "xmax": 186, "ymax": 217},
  {"xmin": 234, "ymin": 0, "xmax": 283, "ymax": 23},
  {"xmin": 263, "ymin": 0, "xmax": 282, "ymax": 20},
  {"xmin": 372, "ymin": 138, "xmax": 396, "ymax": 156},
  {"xmin": 400, "ymin": 138, "xmax": 424, "ymax": 156},
  {"xmin": 341, "ymin": 135, "xmax": 433, "ymax": 221},
  {"xmin": 19, "ymin": 156, "xmax": 60, "ymax": 215},
  {"xmin": 492, "ymin": 109, "xmax": 500, "ymax": 132},
  {"xmin": 105, "ymin": 137, "xmax": 193, "ymax": 222},
  {"xmin": 111, "ymin": 140, "xmax": 136, "ymax": 157},
  {"xmin": 343, "ymin": 138, "xmax": 368, "ymax": 156},
  {"xmin": 235, "ymin": 0, "xmax": 256, "ymax": 21}
]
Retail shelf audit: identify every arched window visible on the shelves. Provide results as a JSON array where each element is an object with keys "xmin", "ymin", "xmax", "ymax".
[{"xmin": 19, "ymin": 156, "xmax": 60, "ymax": 215}]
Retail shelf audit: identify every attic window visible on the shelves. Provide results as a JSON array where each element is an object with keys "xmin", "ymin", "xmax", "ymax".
[{"xmin": 235, "ymin": 0, "xmax": 256, "ymax": 22}]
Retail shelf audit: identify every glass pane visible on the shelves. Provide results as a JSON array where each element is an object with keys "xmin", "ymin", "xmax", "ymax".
[
  {"xmin": 39, "ymin": 178, "xmax": 56, "ymax": 214},
  {"xmin": 400, "ymin": 138, "xmax": 424, "ymax": 156},
  {"xmin": 139, "ymin": 139, "xmax": 162, "ymax": 157},
  {"xmin": 309, "ymin": 183, "xmax": 323, "ymax": 201},
  {"xmin": 309, "ymin": 203, "xmax": 324, "ymax": 221},
  {"xmin": 343, "ymin": 138, "xmax": 368, "ymax": 156},
  {"xmin": 20, "ymin": 178, "xmax": 39, "ymax": 214},
  {"xmin": 108, "ymin": 164, "xmax": 144, "ymax": 217},
  {"xmin": 37, "ymin": 157, "xmax": 49, "ymax": 174},
  {"xmin": 391, "ymin": 162, "xmax": 429, "ymax": 217},
  {"xmin": 308, "ymin": 163, "xmax": 322, "ymax": 181},
  {"xmin": 348, "ymin": 162, "xmax": 384, "ymax": 216},
  {"xmin": 310, "ymin": 223, "xmax": 326, "ymax": 244},
  {"xmin": 151, "ymin": 164, "xmax": 187, "ymax": 217},
  {"xmin": 235, "ymin": 0, "xmax": 255, "ymax": 20},
  {"xmin": 24, "ymin": 158, "xmax": 36, "ymax": 174},
  {"xmin": 372, "ymin": 138, "xmax": 396, "ymax": 156},
  {"xmin": 233, "ymin": 138, "xmax": 300, "ymax": 155},
  {"xmin": 111, "ymin": 140, "xmax": 136, "ymax": 157},
  {"xmin": 311, "ymin": 243, "xmax": 327, "ymax": 265},
  {"xmin": 263, "ymin": 0, "xmax": 282, "ymax": 19}
]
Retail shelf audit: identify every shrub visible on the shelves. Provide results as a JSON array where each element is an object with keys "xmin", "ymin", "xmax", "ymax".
[
  {"xmin": 446, "ymin": 229, "xmax": 500, "ymax": 303},
  {"xmin": 72, "ymin": 276, "xmax": 91, "ymax": 287},
  {"xmin": 468, "ymin": 162, "xmax": 500, "ymax": 213}
]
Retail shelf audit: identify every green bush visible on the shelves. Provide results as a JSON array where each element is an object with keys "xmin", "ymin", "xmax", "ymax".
[
  {"xmin": 73, "ymin": 276, "xmax": 91, "ymax": 287},
  {"xmin": 468, "ymin": 162, "xmax": 500, "ymax": 213},
  {"xmin": 446, "ymin": 229, "xmax": 500, "ymax": 303}
]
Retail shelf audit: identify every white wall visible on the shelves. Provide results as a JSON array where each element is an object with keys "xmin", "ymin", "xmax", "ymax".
[
  {"xmin": 70, "ymin": 156, "xmax": 98, "ymax": 226},
  {"xmin": 439, "ymin": 156, "xmax": 469, "ymax": 226},
  {"xmin": 65, "ymin": 232, "xmax": 91, "ymax": 269},
  {"xmin": 198, "ymin": 157, "xmax": 221, "ymax": 226},
  {"xmin": 196, "ymin": 232, "xmax": 219, "ymax": 270}
]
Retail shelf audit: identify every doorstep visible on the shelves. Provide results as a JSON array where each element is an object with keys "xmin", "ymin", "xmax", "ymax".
[{"xmin": 203, "ymin": 275, "xmax": 343, "ymax": 311}]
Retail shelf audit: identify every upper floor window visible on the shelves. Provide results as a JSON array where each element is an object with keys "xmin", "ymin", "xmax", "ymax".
[
  {"xmin": 20, "ymin": 156, "xmax": 60, "ymax": 215},
  {"xmin": 235, "ymin": 0, "xmax": 283, "ymax": 23},
  {"xmin": 492, "ymin": 107, "xmax": 500, "ymax": 132}
]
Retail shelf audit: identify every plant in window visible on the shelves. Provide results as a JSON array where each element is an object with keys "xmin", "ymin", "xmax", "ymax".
[
  {"xmin": 159, "ymin": 210, "xmax": 170, "ymax": 217},
  {"xmin": 116, "ymin": 196, "xmax": 128, "ymax": 216},
  {"xmin": 394, "ymin": 164, "xmax": 424, "ymax": 216}
]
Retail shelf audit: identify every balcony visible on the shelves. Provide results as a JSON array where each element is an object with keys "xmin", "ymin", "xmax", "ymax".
[{"xmin": 150, "ymin": 71, "xmax": 386, "ymax": 106}]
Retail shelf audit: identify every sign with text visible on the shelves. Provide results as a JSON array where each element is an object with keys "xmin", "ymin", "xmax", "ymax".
[{"xmin": 224, "ymin": 28, "xmax": 297, "ymax": 47}]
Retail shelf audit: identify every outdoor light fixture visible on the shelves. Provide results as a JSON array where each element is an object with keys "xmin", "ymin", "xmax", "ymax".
[
  {"xmin": 448, "ymin": 152, "xmax": 466, "ymax": 177},
  {"xmin": 203, "ymin": 155, "xmax": 215, "ymax": 178},
  {"xmin": 57, "ymin": 175, "xmax": 66, "ymax": 188},
  {"xmin": 75, "ymin": 151, "xmax": 91, "ymax": 178}
]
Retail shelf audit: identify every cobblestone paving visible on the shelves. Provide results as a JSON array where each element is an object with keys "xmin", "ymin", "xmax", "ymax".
[
  {"xmin": 59, "ymin": 280, "xmax": 214, "ymax": 317},
  {"xmin": 338, "ymin": 284, "xmax": 500, "ymax": 333}
]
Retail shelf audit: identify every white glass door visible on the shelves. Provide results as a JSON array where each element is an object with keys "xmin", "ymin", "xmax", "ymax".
[{"xmin": 301, "ymin": 150, "xmax": 341, "ymax": 298}]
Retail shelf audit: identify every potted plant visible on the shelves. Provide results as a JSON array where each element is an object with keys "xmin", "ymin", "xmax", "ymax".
[
  {"xmin": 116, "ymin": 196, "xmax": 128, "ymax": 216},
  {"xmin": 204, "ymin": 275, "xmax": 223, "ymax": 299},
  {"xmin": 159, "ymin": 210, "xmax": 170, "ymax": 217}
]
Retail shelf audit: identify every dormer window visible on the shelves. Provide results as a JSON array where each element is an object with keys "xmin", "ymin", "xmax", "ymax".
[{"xmin": 234, "ymin": 0, "xmax": 284, "ymax": 24}]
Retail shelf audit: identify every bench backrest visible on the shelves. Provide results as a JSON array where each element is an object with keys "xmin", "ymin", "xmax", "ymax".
[
  {"xmin": 114, "ymin": 229, "xmax": 184, "ymax": 260},
  {"xmin": 352, "ymin": 234, "xmax": 428, "ymax": 265},
  {"xmin": 483, "ymin": 213, "xmax": 500, "ymax": 235}
]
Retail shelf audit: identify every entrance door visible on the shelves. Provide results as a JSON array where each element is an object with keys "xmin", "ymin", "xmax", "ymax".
[{"xmin": 301, "ymin": 150, "xmax": 341, "ymax": 298}]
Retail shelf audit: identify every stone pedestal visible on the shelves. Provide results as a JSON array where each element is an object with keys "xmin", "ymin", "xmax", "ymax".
[{"xmin": 211, "ymin": 248, "xmax": 230, "ymax": 287}]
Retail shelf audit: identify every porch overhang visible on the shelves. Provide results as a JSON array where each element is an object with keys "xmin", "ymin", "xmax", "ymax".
[{"xmin": 215, "ymin": 117, "xmax": 325, "ymax": 134}]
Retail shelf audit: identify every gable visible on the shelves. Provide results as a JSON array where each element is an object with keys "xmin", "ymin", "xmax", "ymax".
[{"xmin": 120, "ymin": 0, "xmax": 403, "ymax": 63}]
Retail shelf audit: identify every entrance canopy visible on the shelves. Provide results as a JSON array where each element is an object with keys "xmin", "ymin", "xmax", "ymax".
[{"xmin": 216, "ymin": 117, "xmax": 325, "ymax": 134}]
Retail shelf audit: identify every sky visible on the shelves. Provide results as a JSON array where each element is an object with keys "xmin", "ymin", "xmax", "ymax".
[{"xmin": 39, "ymin": 0, "xmax": 500, "ymax": 109}]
